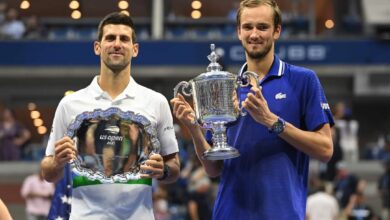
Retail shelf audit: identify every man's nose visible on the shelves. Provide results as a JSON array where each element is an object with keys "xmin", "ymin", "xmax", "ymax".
[
  {"xmin": 113, "ymin": 37, "xmax": 121, "ymax": 47},
  {"xmin": 250, "ymin": 28, "xmax": 260, "ymax": 38}
]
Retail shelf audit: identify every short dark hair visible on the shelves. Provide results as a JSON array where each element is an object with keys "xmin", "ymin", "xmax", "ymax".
[
  {"xmin": 236, "ymin": 0, "xmax": 282, "ymax": 29},
  {"xmin": 97, "ymin": 12, "xmax": 137, "ymax": 43}
]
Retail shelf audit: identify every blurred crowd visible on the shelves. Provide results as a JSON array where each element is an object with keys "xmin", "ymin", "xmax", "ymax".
[
  {"xmin": 0, "ymin": 0, "xmax": 366, "ymax": 41},
  {"xmin": 304, "ymin": 100, "xmax": 390, "ymax": 220},
  {"xmin": 0, "ymin": 106, "xmax": 31, "ymax": 161},
  {"xmin": 0, "ymin": 4, "xmax": 46, "ymax": 40}
]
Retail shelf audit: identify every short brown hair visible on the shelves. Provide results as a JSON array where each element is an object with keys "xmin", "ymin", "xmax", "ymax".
[
  {"xmin": 97, "ymin": 12, "xmax": 137, "ymax": 43},
  {"xmin": 236, "ymin": 0, "xmax": 282, "ymax": 28}
]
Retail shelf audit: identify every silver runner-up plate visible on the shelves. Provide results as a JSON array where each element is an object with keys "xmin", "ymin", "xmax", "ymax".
[{"xmin": 65, "ymin": 107, "xmax": 160, "ymax": 183}]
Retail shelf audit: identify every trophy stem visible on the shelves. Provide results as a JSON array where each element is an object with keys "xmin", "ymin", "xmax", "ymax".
[
  {"xmin": 212, "ymin": 122, "xmax": 229, "ymax": 148},
  {"xmin": 202, "ymin": 122, "xmax": 240, "ymax": 160}
]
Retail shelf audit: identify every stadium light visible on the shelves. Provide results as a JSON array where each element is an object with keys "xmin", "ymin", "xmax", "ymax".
[
  {"xmin": 69, "ymin": 0, "xmax": 80, "ymax": 10},
  {"xmin": 37, "ymin": 126, "xmax": 47, "ymax": 135},
  {"xmin": 120, "ymin": 10, "xmax": 130, "ymax": 16},
  {"xmin": 118, "ymin": 0, "xmax": 129, "ymax": 10},
  {"xmin": 20, "ymin": 0, "xmax": 30, "ymax": 10},
  {"xmin": 33, "ymin": 118, "xmax": 43, "ymax": 127},
  {"xmin": 191, "ymin": 1, "xmax": 202, "ymax": 10},
  {"xmin": 191, "ymin": 10, "xmax": 201, "ymax": 19},
  {"xmin": 30, "ymin": 110, "xmax": 40, "ymax": 119},
  {"xmin": 325, "ymin": 19, "xmax": 335, "ymax": 29},
  {"xmin": 27, "ymin": 102, "xmax": 36, "ymax": 111}
]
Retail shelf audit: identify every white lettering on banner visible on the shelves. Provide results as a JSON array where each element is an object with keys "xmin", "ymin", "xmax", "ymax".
[
  {"xmin": 288, "ymin": 45, "xmax": 305, "ymax": 61},
  {"xmin": 308, "ymin": 45, "xmax": 326, "ymax": 60},
  {"xmin": 278, "ymin": 45, "xmax": 327, "ymax": 61},
  {"xmin": 229, "ymin": 45, "xmax": 245, "ymax": 61}
]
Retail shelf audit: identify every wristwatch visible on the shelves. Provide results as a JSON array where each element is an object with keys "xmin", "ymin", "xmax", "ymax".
[
  {"xmin": 270, "ymin": 117, "xmax": 286, "ymax": 134},
  {"xmin": 158, "ymin": 164, "xmax": 170, "ymax": 181}
]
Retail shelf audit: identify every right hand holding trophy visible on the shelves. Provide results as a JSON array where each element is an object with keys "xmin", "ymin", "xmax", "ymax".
[{"xmin": 173, "ymin": 44, "xmax": 259, "ymax": 160}]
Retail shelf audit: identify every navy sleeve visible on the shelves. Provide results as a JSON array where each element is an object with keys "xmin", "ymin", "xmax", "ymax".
[{"xmin": 304, "ymin": 71, "xmax": 334, "ymax": 131}]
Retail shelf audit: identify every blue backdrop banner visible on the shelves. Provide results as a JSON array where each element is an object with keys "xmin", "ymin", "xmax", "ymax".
[{"xmin": 1, "ymin": 39, "xmax": 389, "ymax": 66}]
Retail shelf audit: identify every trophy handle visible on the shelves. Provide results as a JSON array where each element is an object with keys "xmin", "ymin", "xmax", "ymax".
[
  {"xmin": 237, "ymin": 71, "xmax": 260, "ymax": 116},
  {"xmin": 173, "ymin": 81, "xmax": 192, "ymax": 98}
]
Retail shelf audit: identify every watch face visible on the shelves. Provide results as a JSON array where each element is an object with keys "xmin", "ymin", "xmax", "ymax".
[
  {"xmin": 272, "ymin": 118, "xmax": 285, "ymax": 134},
  {"xmin": 273, "ymin": 122, "xmax": 283, "ymax": 133}
]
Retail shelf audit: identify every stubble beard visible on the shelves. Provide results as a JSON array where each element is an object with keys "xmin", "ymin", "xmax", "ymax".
[
  {"xmin": 103, "ymin": 58, "xmax": 129, "ymax": 74},
  {"xmin": 245, "ymin": 42, "xmax": 273, "ymax": 60}
]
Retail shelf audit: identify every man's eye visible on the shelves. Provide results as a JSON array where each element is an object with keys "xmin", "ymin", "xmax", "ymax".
[
  {"xmin": 121, "ymin": 37, "xmax": 130, "ymax": 42},
  {"xmin": 257, "ymin": 25, "xmax": 268, "ymax": 30},
  {"xmin": 106, "ymin": 36, "xmax": 115, "ymax": 41}
]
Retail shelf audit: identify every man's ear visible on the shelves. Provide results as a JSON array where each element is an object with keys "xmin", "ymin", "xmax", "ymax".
[
  {"xmin": 237, "ymin": 26, "xmax": 242, "ymax": 41},
  {"xmin": 94, "ymin": 41, "xmax": 101, "ymax": 55},
  {"xmin": 273, "ymin": 24, "xmax": 282, "ymax": 40},
  {"xmin": 132, "ymin": 43, "xmax": 139, "ymax": 58}
]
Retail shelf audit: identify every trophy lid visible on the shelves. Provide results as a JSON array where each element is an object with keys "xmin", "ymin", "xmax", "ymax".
[
  {"xmin": 207, "ymin": 44, "xmax": 222, "ymax": 72},
  {"xmin": 193, "ymin": 44, "xmax": 235, "ymax": 82}
]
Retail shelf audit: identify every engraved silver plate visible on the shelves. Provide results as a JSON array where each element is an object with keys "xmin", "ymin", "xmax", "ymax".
[{"xmin": 66, "ymin": 107, "xmax": 160, "ymax": 183}]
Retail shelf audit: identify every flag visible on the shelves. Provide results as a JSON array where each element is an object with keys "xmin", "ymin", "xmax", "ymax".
[{"xmin": 47, "ymin": 164, "xmax": 72, "ymax": 220}]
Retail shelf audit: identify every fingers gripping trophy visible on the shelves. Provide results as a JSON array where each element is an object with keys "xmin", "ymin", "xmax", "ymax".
[{"xmin": 174, "ymin": 44, "xmax": 259, "ymax": 160}]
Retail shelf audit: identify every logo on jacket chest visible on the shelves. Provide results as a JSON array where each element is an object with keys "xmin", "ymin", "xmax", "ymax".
[{"xmin": 275, "ymin": 92, "xmax": 287, "ymax": 100}]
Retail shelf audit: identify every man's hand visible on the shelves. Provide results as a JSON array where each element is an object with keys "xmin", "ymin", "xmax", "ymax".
[
  {"xmin": 41, "ymin": 136, "xmax": 77, "ymax": 183},
  {"xmin": 170, "ymin": 94, "xmax": 197, "ymax": 128},
  {"xmin": 242, "ymin": 86, "xmax": 277, "ymax": 128},
  {"xmin": 140, "ymin": 153, "xmax": 164, "ymax": 179},
  {"xmin": 54, "ymin": 136, "xmax": 77, "ymax": 170}
]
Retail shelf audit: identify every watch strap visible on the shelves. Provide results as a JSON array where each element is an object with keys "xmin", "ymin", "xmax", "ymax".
[{"xmin": 157, "ymin": 164, "xmax": 169, "ymax": 181}]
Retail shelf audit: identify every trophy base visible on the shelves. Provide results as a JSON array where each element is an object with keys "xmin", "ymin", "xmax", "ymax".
[{"xmin": 202, "ymin": 147, "xmax": 240, "ymax": 160}]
